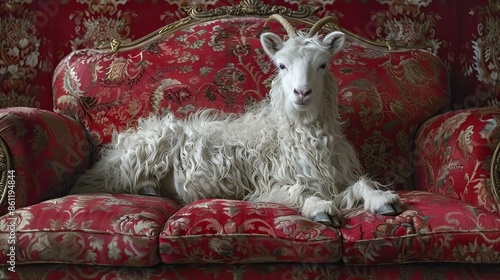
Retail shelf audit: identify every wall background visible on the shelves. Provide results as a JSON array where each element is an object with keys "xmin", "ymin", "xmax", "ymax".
[{"xmin": 1, "ymin": 0, "xmax": 499, "ymax": 110}]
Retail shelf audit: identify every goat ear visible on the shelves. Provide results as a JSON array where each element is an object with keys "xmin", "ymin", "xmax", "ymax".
[
  {"xmin": 323, "ymin": 31, "xmax": 345, "ymax": 54},
  {"xmin": 260, "ymin": 32, "xmax": 284, "ymax": 57}
]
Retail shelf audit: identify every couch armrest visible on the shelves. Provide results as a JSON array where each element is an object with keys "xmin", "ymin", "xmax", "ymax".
[
  {"xmin": 414, "ymin": 107, "xmax": 500, "ymax": 213},
  {"xmin": 0, "ymin": 107, "xmax": 91, "ymax": 214}
]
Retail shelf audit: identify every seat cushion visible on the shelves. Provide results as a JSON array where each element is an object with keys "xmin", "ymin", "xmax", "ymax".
[
  {"xmin": 340, "ymin": 190, "xmax": 500, "ymax": 264},
  {"xmin": 159, "ymin": 198, "xmax": 342, "ymax": 264},
  {"xmin": 0, "ymin": 194, "xmax": 180, "ymax": 266}
]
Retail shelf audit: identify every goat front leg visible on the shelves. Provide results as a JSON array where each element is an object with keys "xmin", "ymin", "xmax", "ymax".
[
  {"xmin": 136, "ymin": 177, "xmax": 161, "ymax": 196},
  {"xmin": 247, "ymin": 184, "xmax": 342, "ymax": 227},
  {"xmin": 341, "ymin": 177, "xmax": 402, "ymax": 215},
  {"xmin": 301, "ymin": 196, "xmax": 341, "ymax": 227}
]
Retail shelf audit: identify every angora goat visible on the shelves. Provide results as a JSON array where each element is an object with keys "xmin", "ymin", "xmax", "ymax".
[{"xmin": 71, "ymin": 15, "xmax": 402, "ymax": 227}]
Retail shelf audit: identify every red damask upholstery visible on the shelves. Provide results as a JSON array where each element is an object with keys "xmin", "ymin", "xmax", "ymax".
[
  {"xmin": 0, "ymin": 194, "xmax": 180, "ymax": 266},
  {"xmin": 415, "ymin": 108, "xmax": 500, "ymax": 213},
  {"xmin": 0, "ymin": 107, "xmax": 91, "ymax": 215},
  {"xmin": 341, "ymin": 191, "xmax": 500, "ymax": 264},
  {"xmin": 159, "ymin": 199, "xmax": 342, "ymax": 264},
  {"xmin": 0, "ymin": 3, "xmax": 499, "ymax": 279}
]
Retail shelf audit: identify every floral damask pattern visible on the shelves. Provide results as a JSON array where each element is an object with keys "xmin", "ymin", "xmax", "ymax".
[
  {"xmin": 54, "ymin": 18, "xmax": 275, "ymax": 145},
  {"xmin": 0, "ymin": 107, "xmax": 91, "ymax": 215},
  {"xmin": 75, "ymin": 0, "xmax": 130, "ymax": 14},
  {"xmin": 334, "ymin": 44, "xmax": 450, "ymax": 188},
  {"xmin": 69, "ymin": 5, "xmax": 137, "ymax": 50},
  {"xmin": 160, "ymin": 199, "xmax": 341, "ymax": 264},
  {"xmin": 371, "ymin": 0, "xmax": 443, "ymax": 53},
  {"xmin": 70, "ymin": 13, "xmax": 137, "ymax": 50},
  {"xmin": 341, "ymin": 190, "xmax": 500, "ymax": 265},
  {"xmin": 0, "ymin": 194, "xmax": 181, "ymax": 266},
  {"xmin": 461, "ymin": 1, "xmax": 500, "ymax": 105},
  {"xmin": 415, "ymin": 107, "xmax": 500, "ymax": 213},
  {"xmin": 0, "ymin": 9, "xmax": 48, "ymax": 108}
]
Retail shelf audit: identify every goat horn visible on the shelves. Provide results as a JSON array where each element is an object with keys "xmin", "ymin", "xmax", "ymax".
[
  {"xmin": 265, "ymin": 14, "xmax": 296, "ymax": 38},
  {"xmin": 308, "ymin": 16, "xmax": 339, "ymax": 37}
]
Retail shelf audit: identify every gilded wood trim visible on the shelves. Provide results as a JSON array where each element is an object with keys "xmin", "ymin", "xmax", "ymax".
[
  {"xmin": 0, "ymin": 136, "xmax": 11, "ymax": 210},
  {"xmin": 182, "ymin": 0, "xmax": 320, "ymax": 19},
  {"xmin": 98, "ymin": 0, "xmax": 400, "ymax": 53},
  {"xmin": 490, "ymin": 141, "xmax": 500, "ymax": 204}
]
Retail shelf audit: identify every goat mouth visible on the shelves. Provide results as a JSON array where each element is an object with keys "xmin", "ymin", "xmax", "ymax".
[{"xmin": 293, "ymin": 102, "xmax": 310, "ymax": 110}]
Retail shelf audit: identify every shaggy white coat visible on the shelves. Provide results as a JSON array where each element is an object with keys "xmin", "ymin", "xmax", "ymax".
[{"xmin": 71, "ymin": 29, "xmax": 400, "ymax": 223}]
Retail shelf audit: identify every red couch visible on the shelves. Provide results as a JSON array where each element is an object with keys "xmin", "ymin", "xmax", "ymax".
[{"xmin": 1, "ymin": 1, "xmax": 499, "ymax": 279}]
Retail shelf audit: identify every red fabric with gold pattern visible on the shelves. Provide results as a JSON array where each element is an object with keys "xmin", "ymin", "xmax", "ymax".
[
  {"xmin": 335, "ymin": 47, "xmax": 450, "ymax": 189},
  {"xmin": 340, "ymin": 190, "xmax": 500, "ymax": 265},
  {"xmin": 53, "ymin": 18, "xmax": 276, "ymax": 145},
  {"xmin": 159, "ymin": 199, "xmax": 342, "ymax": 264},
  {"xmin": 52, "ymin": 17, "xmax": 450, "ymax": 190},
  {"xmin": 0, "ymin": 194, "xmax": 180, "ymax": 266},
  {"xmin": 414, "ymin": 107, "xmax": 500, "ymax": 213},
  {"xmin": 0, "ymin": 107, "xmax": 91, "ymax": 214},
  {"xmin": 4, "ymin": 262, "xmax": 500, "ymax": 280}
]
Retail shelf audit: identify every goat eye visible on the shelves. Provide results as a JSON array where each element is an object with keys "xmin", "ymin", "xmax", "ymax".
[
  {"xmin": 319, "ymin": 63, "xmax": 327, "ymax": 69},
  {"xmin": 278, "ymin": 64, "xmax": 286, "ymax": 70}
]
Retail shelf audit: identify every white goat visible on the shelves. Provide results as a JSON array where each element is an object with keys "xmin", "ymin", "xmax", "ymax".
[{"xmin": 71, "ymin": 15, "xmax": 402, "ymax": 226}]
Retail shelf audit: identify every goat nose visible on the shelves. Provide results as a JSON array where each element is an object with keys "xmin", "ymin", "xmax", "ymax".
[{"xmin": 293, "ymin": 87, "xmax": 312, "ymax": 97}]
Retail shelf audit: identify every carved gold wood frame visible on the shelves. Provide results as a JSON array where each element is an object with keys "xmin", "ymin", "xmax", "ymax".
[
  {"xmin": 98, "ymin": 0, "xmax": 400, "ymax": 53},
  {"xmin": 490, "ymin": 142, "xmax": 500, "ymax": 205},
  {"xmin": 0, "ymin": 136, "xmax": 11, "ymax": 210}
]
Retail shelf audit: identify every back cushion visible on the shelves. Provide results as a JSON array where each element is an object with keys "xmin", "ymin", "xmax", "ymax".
[{"xmin": 53, "ymin": 17, "xmax": 450, "ymax": 189}]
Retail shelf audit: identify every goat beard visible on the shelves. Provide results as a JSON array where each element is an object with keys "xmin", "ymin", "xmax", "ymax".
[{"xmin": 284, "ymin": 100, "xmax": 321, "ymax": 125}]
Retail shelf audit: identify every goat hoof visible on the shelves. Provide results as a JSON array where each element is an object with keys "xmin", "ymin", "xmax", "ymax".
[
  {"xmin": 330, "ymin": 216, "xmax": 341, "ymax": 228},
  {"xmin": 392, "ymin": 204, "xmax": 403, "ymax": 214},
  {"xmin": 138, "ymin": 185, "xmax": 159, "ymax": 196},
  {"xmin": 313, "ymin": 213, "xmax": 331, "ymax": 225},
  {"xmin": 376, "ymin": 204, "xmax": 396, "ymax": 216},
  {"xmin": 312, "ymin": 213, "xmax": 340, "ymax": 228}
]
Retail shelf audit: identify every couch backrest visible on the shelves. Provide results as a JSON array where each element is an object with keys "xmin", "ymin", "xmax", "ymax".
[{"xmin": 52, "ymin": 3, "xmax": 450, "ymax": 190}]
